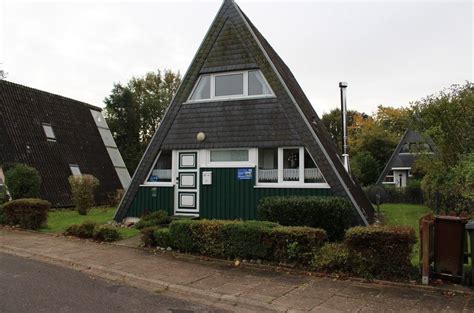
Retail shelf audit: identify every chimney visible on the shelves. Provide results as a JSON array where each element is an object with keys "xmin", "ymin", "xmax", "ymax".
[{"xmin": 339, "ymin": 82, "xmax": 350, "ymax": 174}]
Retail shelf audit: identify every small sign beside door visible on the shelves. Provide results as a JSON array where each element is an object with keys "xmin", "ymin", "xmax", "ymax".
[
  {"xmin": 202, "ymin": 171, "xmax": 212, "ymax": 185},
  {"xmin": 237, "ymin": 168, "xmax": 253, "ymax": 180}
]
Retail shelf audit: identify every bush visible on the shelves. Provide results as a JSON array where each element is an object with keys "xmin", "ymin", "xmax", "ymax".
[
  {"xmin": 268, "ymin": 226, "xmax": 326, "ymax": 265},
  {"xmin": 154, "ymin": 228, "xmax": 172, "ymax": 248},
  {"xmin": 312, "ymin": 243, "xmax": 351, "ymax": 273},
  {"xmin": 135, "ymin": 210, "xmax": 172, "ymax": 230},
  {"xmin": 168, "ymin": 220, "xmax": 198, "ymax": 252},
  {"xmin": 377, "ymin": 181, "xmax": 423, "ymax": 205},
  {"xmin": 141, "ymin": 227, "xmax": 159, "ymax": 247},
  {"xmin": 3, "ymin": 198, "xmax": 50, "ymax": 229},
  {"xmin": 93, "ymin": 225, "xmax": 121, "ymax": 242},
  {"xmin": 69, "ymin": 175, "xmax": 100, "ymax": 215},
  {"xmin": 221, "ymin": 221, "xmax": 275, "ymax": 259},
  {"xmin": 5, "ymin": 164, "xmax": 42, "ymax": 200},
  {"xmin": 350, "ymin": 152, "xmax": 380, "ymax": 186},
  {"xmin": 64, "ymin": 221, "xmax": 97, "ymax": 238},
  {"xmin": 258, "ymin": 196, "xmax": 353, "ymax": 241},
  {"xmin": 345, "ymin": 226, "xmax": 416, "ymax": 279}
]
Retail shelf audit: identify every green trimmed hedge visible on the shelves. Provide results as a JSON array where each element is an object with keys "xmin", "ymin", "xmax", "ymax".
[
  {"xmin": 345, "ymin": 226, "xmax": 416, "ymax": 279},
  {"xmin": 93, "ymin": 225, "xmax": 121, "ymax": 242},
  {"xmin": 3, "ymin": 198, "xmax": 50, "ymax": 229},
  {"xmin": 258, "ymin": 196, "xmax": 353, "ymax": 241},
  {"xmin": 154, "ymin": 219, "xmax": 326, "ymax": 264}
]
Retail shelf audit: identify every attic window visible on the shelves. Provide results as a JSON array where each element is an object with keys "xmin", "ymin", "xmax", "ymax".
[
  {"xmin": 42, "ymin": 123, "xmax": 56, "ymax": 141},
  {"xmin": 188, "ymin": 70, "xmax": 274, "ymax": 102},
  {"xmin": 147, "ymin": 151, "xmax": 172, "ymax": 183}
]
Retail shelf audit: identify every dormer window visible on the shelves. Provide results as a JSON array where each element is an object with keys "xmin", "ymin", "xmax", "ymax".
[
  {"xmin": 188, "ymin": 70, "xmax": 274, "ymax": 102},
  {"xmin": 42, "ymin": 123, "xmax": 56, "ymax": 141}
]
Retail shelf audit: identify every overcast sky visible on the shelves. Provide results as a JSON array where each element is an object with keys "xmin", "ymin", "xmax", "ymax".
[{"xmin": 1, "ymin": 0, "xmax": 472, "ymax": 116}]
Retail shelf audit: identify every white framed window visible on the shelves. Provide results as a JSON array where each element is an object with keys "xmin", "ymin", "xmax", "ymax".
[
  {"xmin": 42, "ymin": 123, "xmax": 56, "ymax": 141},
  {"xmin": 187, "ymin": 70, "xmax": 274, "ymax": 102},
  {"xmin": 69, "ymin": 164, "xmax": 82, "ymax": 176},
  {"xmin": 202, "ymin": 148, "xmax": 256, "ymax": 168},
  {"xmin": 146, "ymin": 150, "xmax": 172, "ymax": 184},
  {"xmin": 257, "ymin": 147, "xmax": 328, "ymax": 188}
]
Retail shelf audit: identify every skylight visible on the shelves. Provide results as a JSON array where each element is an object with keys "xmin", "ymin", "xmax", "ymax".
[{"xmin": 42, "ymin": 123, "xmax": 56, "ymax": 141}]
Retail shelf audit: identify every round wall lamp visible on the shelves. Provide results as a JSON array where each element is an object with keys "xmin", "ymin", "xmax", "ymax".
[{"xmin": 196, "ymin": 132, "xmax": 206, "ymax": 142}]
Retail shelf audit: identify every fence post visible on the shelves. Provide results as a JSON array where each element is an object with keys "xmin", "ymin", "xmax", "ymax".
[{"xmin": 421, "ymin": 220, "xmax": 431, "ymax": 285}]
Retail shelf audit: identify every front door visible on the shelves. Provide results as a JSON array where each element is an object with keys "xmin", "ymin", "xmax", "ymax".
[{"xmin": 175, "ymin": 151, "xmax": 199, "ymax": 216}]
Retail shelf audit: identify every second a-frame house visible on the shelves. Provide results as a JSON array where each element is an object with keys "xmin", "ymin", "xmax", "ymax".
[
  {"xmin": 377, "ymin": 129, "xmax": 436, "ymax": 187},
  {"xmin": 114, "ymin": 0, "xmax": 374, "ymax": 225}
]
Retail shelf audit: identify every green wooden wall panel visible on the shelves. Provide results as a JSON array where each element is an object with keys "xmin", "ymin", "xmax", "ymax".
[
  {"xmin": 199, "ymin": 168, "xmax": 333, "ymax": 220},
  {"xmin": 127, "ymin": 186, "xmax": 174, "ymax": 217}
]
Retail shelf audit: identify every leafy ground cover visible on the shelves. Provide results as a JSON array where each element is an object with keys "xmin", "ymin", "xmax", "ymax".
[
  {"xmin": 40, "ymin": 207, "xmax": 139, "ymax": 239},
  {"xmin": 379, "ymin": 203, "xmax": 431, "ymax": 265}
]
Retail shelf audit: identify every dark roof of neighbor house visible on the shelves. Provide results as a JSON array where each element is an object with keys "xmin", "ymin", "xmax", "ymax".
[
  {"xmin": 0, "ymin": 80, "xmax": 123, "ymax": 207},
  {"xmin": 376, "ymin": 129, "xmax": 436, "ymax": 184},
  {"xmin": 114, "ymin": 0, "xmax": 374, "ymax": 224}
]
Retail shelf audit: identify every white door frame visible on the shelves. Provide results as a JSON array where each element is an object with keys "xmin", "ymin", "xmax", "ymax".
[{"xmin": 174, "ymin": 150, "xmax": 200, "ymax": 216}]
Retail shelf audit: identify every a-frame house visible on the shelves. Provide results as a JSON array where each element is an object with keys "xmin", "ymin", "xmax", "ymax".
[
  {"xmin": 377, "ymin": 129, "xmax": 435, "ymax": 187},
  {"xmin": 114, "ymin": 0, "xmax": 374, "ymax": 225}
]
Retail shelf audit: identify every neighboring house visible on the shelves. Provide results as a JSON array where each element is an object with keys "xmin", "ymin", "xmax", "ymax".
[
  {"xmin": 114, "ymin": 0, "xmax": 374, "ymax": 225},
  {"xmin": 0, "ymin": 80, "xmax": 131, "ymax": 207},
  {"xmin": 377, "ymin": 129, "xmax": 435, "ymax": 187}
]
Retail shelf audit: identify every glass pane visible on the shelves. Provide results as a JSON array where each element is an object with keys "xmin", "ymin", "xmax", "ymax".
[
  {"xmin": 258, "ymin": 148, "xmax": 278, "ymax": 183},
  {"xmin": 248, "ymin": 70, "xmax": 271, "ymax": 96},
  {"xmin": 215, "ymin": 73, "xmax": 243, "ymax": 97},
  {"xmin": 148, "ymin": 151, "xmax": 172, "ymax": 182},
  {"xmin": 69, "ymin": 165, "xmax": 82, "ymax": 176},
  {"xmin": 43, "ymin": 124, "xmax": 56, "ymax": 139},
  {"xmin": 304, "ymin": 149, "xmax": 325, "ymax": 183},
  {"xmin": 210, "ymin": 150, "xmax": 248, "ymax": 162},
  {"xmin": 190, "ymin": 75, "xmax": 211, "ymax": 100},
  {"xmin": 283, "ymin": 148, "xmax": 299, "ymax": 182}
]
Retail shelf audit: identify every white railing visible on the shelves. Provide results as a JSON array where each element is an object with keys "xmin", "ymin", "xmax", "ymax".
[{"xmin": 258, "ymin": 168, "xmax": 324, "ymax": 182}]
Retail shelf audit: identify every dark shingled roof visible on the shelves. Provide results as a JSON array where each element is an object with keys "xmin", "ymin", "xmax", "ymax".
[
  {"xmin": 0, "ymin": 80, "xmax": 123, "ymax": 207},
  {"xmin": 376, "ymin": 129, "xmax": 436, "ymax": 184},
  {"xmin": 114, "ymin": 0, "xmax": 374, "ymax": 224}
]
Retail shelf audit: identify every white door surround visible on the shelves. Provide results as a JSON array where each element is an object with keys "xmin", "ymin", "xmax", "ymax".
[{"xmin": 175, "ymin": 151, "xmax": 199, "ymax": 216}]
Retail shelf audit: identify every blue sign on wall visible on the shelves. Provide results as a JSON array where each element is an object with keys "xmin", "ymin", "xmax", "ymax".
[{"xmin": 237, "ymin": 168, "xmax": 253, "ymax": 180}]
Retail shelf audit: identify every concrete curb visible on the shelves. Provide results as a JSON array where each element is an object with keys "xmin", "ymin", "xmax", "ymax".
[{"xmin": 0, "ymin": 244, "xmax": 287, "ymax": 312}]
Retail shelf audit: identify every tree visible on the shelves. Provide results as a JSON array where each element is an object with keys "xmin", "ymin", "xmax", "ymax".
[
  {"xmin": 350, "ymin": 152, "xmax": 380, "ymax": 186},
  {"xmin": 104, "ymin": 69, "xmax": 181, "ymax": 173},
  {"xmin": 373, "ymin": 105, "xmax": 410, "ymax": 137},
  {"xmin": 321, "ymin": 109, "xmax": 368, "ymax": 153},
  {"xmin": 349, "ymin": 114, "xmax": 398, "ymax": 170},
  {"xmin": 410, "ymin": 82, "xmax": 474, "ymax": 166}
]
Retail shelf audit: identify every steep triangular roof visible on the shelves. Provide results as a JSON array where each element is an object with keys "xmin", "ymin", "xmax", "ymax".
[
  {"xmin": 376, "ymin": 129, "xmax": 435, "ymax": 184},
  {"xmin": 114, "ymin": 0, "xmax": 374, "ymax": 224}
]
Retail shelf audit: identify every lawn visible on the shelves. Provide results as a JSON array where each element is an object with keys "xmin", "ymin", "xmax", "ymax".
[
  {"xmin": 40, "ymin": 207, "xmax": 139, "ymax": 239},
  {"xmin": 379, "ymin": 203, "xmax": 431, "ymax": 266}
]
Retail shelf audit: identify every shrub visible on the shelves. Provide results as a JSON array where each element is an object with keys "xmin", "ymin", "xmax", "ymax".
[
  {"xmin": 5, "ymin": 164, "xmax": 41, "ymax": 200},
  {"xmin": 64, "ymin": 221, "xmax": 97, "ymax": 238},
  {"xmin": 350, "ymin": 152, "xmax": 380, "ymax": 186},
  {"xmin": 268, "ymin": 226, "xmax": 326, "ymax": 265},
  {"xmin": 311, "ymin": 243, "xmax": 351, "ymax": 273},
  {"xmin": 135, "ymin": 210, "xmax": 172, "ymax": 230},
  {"xmin": 93, "ymin": 225, "xmax": 121, "ymax": 242},
  {"xmin": 69, "ymin": 175, "xmax": 100, "ymax": 215},
  {"xmin": 221, "ymin": 221, "xmax": 275, "ymax": 259},
  {"xmin": 154, "ymin": 228, "xmax": 172, "ymax": 248},
  {"xmin": 345, "ymin": 226, "xmax": 416, "ymax": 279},
  {"xmin": 258, "ymin": 196, "xmax": 353, "ymax": 241},
  {"xmin": 188, "ymin": 220, "xmax": 230, "ymax": 256},
  {"xmin": 141, "ymin": 226, "xmax": 159, "ymax": 247},
  {"xmin": 3, "ymin": 198, "xmax": 50, "ymax": 229},
  {"xmin": 168, "ymin": 220, "xmax": 197, "ymax": 252}
]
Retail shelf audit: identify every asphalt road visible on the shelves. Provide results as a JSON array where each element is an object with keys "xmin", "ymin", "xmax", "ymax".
[{"xmin": 0, "ymin": 253, "xmax": 227, "ymax": 313}]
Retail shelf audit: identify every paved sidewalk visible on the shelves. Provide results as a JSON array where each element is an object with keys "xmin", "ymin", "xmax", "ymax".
[{"xmin": 1, "ymin": 228, "xmax": 473, "ymax": 312}]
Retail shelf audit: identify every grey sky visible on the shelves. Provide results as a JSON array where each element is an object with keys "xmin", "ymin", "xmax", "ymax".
[{"xmin": 1, "ymin": 0, "xmax": 472, "ymax": 116}]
